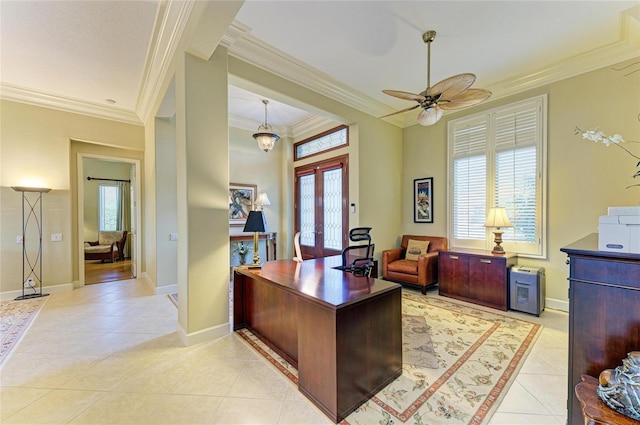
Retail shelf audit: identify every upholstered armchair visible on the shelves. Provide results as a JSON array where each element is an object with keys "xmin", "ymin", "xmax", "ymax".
[
  {"xmin": 84, "ymin": 230, "xmax": 127, "ymax": 263},
  {"xmin": 381, "ymin": 235, "xmax": 448, "ymax": 294}
]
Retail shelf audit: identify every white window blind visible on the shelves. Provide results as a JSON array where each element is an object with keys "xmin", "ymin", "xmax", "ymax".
[
  {"xmin": 452, "ymin": 119, "xmax": 487, "ymax": 240},
  {"xmin": 448, "ymin": 95, "xmax": 546, "ymax": 257}
]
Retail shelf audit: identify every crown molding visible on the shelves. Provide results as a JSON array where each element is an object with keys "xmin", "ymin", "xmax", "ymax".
[
  {"xmin": 222, "ymin": 21, "xmax": 404, "ymax": 128},
  {"xmin": 0, "ymin": 83, "xmax": 142, "ymax": 125},
  {"xmin": 137, "ymin": 0, "xmax": 195, "ymax": 123}
]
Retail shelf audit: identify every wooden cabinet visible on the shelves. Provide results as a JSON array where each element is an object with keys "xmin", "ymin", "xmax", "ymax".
[
  {"xmin": 561, "ymin": 234, "xmax": 640, "ymax": 425},
  {"xmin": 438, "ymin": 248, "xmax": 517, "ymax": 311}
]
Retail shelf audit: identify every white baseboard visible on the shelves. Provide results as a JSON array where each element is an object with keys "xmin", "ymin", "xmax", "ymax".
[
  {"xmin": 545, "ymin": 297, "xmax": 569, "ymax": 312},
  {"xmin": 177, "ymin": 321, "xmax": 231, "ymax": 346},
  {"xmin": 1, "ymin": 282, "xmax": 73, "ymax": 301},
  {"xmin": 155, "ymin": 284, "xmax": 178, "ymax": 295}
]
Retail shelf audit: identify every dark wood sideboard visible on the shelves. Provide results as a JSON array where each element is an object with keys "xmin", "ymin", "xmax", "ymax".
[
  {"xmin": 561, "ymin": 234, "xmax": 640, "ymax": 425},
  {"xmin": 233, "ymin": 256, "xmax": 402, "ymax": 423},
  {"xmin": 438, "ymin": 248, "xmax": 517, "ymax": 311}
]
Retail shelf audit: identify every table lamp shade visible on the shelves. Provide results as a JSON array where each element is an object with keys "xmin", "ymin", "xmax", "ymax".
[
  {"xmin": 484, "ymin": 207, "xmax": 512, "ymax": 228},
  {"xmin": 243, "ymin": 210, "xmax": 267, "ymax": 233}
]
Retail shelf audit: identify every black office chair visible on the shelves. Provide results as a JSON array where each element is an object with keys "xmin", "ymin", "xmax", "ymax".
[{"xmin": 339, "ymin": 227, "xmax": 375, "ymax": 277}]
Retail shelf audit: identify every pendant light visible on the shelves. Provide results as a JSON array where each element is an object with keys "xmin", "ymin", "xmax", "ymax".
[{"xmin": 252, "ymin": 99, "xmax": 280, "ymax": 152}]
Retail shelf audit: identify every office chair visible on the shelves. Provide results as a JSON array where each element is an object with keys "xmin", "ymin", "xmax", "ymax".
[{"xmin": 339, "ymin": 227, "xmax": 375, "ymax": 276}]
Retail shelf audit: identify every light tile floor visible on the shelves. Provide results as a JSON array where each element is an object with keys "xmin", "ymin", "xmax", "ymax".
[{"xmin": 0, "ymin": 278, "xmax": 568, "ymax": 424}]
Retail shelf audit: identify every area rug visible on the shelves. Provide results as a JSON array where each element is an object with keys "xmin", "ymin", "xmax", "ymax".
[
  {"xmin": 237, "ymin": 291, "xmax": 542, "ymax": 425},
  {"xmin": 0, "ymin": 296, "xmax": 49, "ymax": 368}
]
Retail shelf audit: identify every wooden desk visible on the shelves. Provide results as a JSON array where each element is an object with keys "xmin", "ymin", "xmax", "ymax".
[
  {"xmin": 233, "ymin": 257, "xmax": 402, "ymax": 423},
  {"xmin": 575, "ymin": 375, "xmax": 639, "ymax": 425}
]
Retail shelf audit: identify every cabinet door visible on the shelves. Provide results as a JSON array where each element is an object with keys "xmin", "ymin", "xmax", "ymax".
[
  {"xmin": 568, "ymin": 276, "xmax": 640, "ymax": 425},
  {"xmin": 439, "ymin": 253, "xmax": 469, "ymax": 297},
  {"xmin": 468, "ymin": 256, "xmax": 507, "ymax": 309}
]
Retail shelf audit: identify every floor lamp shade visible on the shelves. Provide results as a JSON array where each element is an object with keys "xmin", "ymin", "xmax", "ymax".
[{"xmin": 243, "ymin": 210, "xmax": 267, "ymax": 267}]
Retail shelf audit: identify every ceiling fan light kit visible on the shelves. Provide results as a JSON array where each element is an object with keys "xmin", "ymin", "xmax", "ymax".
[{"xmin": 382, "ymin": 30, "xmax": 491, "ymax": 126}]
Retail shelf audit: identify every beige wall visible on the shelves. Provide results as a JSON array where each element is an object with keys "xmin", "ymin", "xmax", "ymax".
[
  {"xmin": 0, "ymin": 100, "xmax": 144, "ymax": 294},
  {"xmin": 401, "ymin": 57, "xmax": 640, "ymax": 306}
]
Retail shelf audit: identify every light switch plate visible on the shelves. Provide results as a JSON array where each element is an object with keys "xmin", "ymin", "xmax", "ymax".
[{"xmin": 51, "ymin": 233, "xmax": 63, "ymax": 242}]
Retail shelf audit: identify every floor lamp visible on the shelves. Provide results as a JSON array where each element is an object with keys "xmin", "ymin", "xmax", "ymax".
[{"xmin": 11, "ymin": 186, "xmax": 51, "ymax": 300}]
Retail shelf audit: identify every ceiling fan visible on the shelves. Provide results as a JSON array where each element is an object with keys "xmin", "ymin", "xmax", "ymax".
[{"xmin": 381, "ymin": 30, "xmax": 491, "ymax": 126}]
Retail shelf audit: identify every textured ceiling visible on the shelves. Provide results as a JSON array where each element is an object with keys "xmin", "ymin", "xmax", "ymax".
[{"xmin": 1, "ymin": 1, "xmax": 638, "ymax": 132}]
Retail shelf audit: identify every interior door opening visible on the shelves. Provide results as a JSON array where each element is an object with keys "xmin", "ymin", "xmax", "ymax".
[{"xmin": 80, "ymin": 156, "xmax": 140, "ymax": 285}]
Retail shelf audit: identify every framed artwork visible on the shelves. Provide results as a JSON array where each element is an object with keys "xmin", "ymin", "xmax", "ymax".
[
  {"xmin": 414, "ymin": 177, "xmax": 433, "ymax": 223},
  {"xmin": 229, "ymin": 183, "xmax": 256, "ymax": 226}
]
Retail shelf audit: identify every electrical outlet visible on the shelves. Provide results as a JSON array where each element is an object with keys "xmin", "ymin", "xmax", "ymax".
[
  {"xmin": 24, "ymin": 278, "xmax": 34, "ymax": 288},
  {"xmin": 51, "ymin": 233, "xmax": 63, "ymax": 242},
  {"xmin": 16, "ymin": 235, "xmax": 23, "ymax": 244}
]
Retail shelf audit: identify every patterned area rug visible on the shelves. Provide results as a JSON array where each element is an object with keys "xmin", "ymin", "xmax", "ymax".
[
  {"xmin": 0, "ymin": 296, "xmax": 49, "ymax": 368},
  {"xmin": 237, "ymin": 291, "xmax": 542, "ymax": 425}
]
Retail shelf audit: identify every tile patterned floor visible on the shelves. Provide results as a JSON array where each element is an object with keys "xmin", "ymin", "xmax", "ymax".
[{"xmin": 0, "ymin": 278, "xmax": 568, "ymax": 424}]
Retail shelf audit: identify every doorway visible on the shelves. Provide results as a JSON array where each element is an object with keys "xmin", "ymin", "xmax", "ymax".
[
  {"xmin": 294, "ymin": 154, "xmax": 349, "ymax": 259},
  {"xmin": 78, "ymin": 155, "xmax": 141, "ymax": 285}
]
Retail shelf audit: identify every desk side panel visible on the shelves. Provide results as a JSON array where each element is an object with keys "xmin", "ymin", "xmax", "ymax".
[
  {"xmin": 244, "ymin": 275, "xmax": 299, "ymax": 366},
  {"xmin": 298, "ymin": 287, "xmax": 402, "ymax": 422}
]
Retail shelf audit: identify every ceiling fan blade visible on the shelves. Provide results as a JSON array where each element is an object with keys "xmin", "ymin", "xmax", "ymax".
[
  {"xmin": 379, "ymin": 104, "xmax": 421, "ymax": 119},
  {"xmin": 417, "ymin": 106, "xmax": 443, "ymax": 126},
  {"xmin": 382, "ymin": 90, "xmax": 426, "ymax": 102},
  {"xmin": 427, "ymin": 73, "xmax": 476, "ymax": 100},
  {"xmin": 439, "ymin": 88, "xmax": 492, "ymax": 110}
]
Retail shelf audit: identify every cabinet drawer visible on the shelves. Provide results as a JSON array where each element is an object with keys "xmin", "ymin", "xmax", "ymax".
[{"xmin": 572, "ymin": 257, "xmax": 640, "ymax": 288}]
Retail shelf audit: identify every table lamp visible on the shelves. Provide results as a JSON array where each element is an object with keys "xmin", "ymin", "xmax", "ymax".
[
  {"xmin": 243, "ymin": 210, "xmax": 267, "ymax": 268},
  {"xmin": 484, "ymin": 207, "xmax": 512, "ymax": 254}
]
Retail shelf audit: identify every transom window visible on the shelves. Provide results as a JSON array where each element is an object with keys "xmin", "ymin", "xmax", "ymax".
[
  {"xmin": 448, "ymin": 95, "xmax": 547, "ymax": 258},
  {"xmin": 294, "ymin": 125, "xmax": 348, "ymax": 160}
]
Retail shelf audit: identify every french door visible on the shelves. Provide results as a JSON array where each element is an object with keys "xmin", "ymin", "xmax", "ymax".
[{"xmin": 294, "ymin": 155, "xmax": 348, "ymax": 259}]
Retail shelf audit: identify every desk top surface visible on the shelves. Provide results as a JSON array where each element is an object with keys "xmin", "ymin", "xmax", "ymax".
[
  {"xmin": 561, "ymin": 233, "xmax": 640, "ymax": 261},
  {"xmin": 235, "ymin": 256, "xmax": 400, "ymax": 309}
]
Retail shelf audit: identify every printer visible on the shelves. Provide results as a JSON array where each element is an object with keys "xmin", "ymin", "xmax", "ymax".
[{"xmin": 598, "ymin": 206, "xmax": 640, "ymax": 254}]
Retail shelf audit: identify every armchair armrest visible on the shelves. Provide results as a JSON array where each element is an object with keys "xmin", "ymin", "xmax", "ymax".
[
  {"xmin": 86, "ymin": 240, "xmax": 99, "ymax": 246},
  {"xmin": 382, "ymin": 247, "xmax": 404, "ymax": 269},
  {"xmin": 417, "ymin": 252, "xmax": 439, "ymax": 285}
]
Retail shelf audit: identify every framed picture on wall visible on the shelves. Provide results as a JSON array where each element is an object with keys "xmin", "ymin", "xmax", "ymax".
[
  {"xmin": 229, "ymin": 183, "xmax": 256, "ymax": 226},
  {"xmin": 414, "ymin": 177, "xmax": 433, "ymax": 223}
]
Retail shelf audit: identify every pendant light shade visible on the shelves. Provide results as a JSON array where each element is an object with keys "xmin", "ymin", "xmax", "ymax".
[{"xmin": 253, "ymin": 99, "xmax": 280, "ymax": 152}]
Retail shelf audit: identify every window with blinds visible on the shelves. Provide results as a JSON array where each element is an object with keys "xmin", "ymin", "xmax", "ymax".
[{"xmin": 448, "ymin": 95, "xmax": 547, "ymax": 257}]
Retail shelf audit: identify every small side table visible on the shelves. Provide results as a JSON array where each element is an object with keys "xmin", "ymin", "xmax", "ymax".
[{"xmin": 575, "ymin": 375, "xmax": 639, "ymax": 425}]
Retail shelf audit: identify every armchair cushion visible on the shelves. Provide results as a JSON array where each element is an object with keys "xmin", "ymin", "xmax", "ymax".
[
  {"xmin": 405, "ymin": 239, "xmax": 430, "ymax": 261},
  {"xmin": 382, "ymin": 235, "xmax": 448, "ymax": 294}
]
